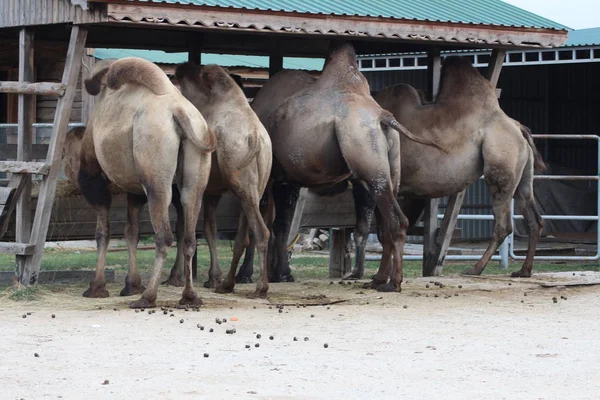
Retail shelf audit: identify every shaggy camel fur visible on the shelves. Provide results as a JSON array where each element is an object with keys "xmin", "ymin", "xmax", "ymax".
[
  {"xmin": 249, "ymin": 42, "xmax": 443, "ymax": 292},
  {"xmin": 166, "ymin": 63, "xmax": 273, "ymax": 298},
  {"xmin": 348, "ymin": 56, "xmax": 545, "ymax": 282},
  {"xmin": 62, "ymin": 124, "xmax": 192, "ymax": 298},
  {"xmin": 82, "ymin": 57, "xmax": 215, "ymax": 308}
]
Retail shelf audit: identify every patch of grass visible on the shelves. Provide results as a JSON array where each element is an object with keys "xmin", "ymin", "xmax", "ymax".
[{"xmin": 6, "ymin": 285, "xmax": 42, "ymax": 301}]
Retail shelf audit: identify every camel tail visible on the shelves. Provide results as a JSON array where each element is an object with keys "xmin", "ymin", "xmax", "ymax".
[
  {"xmin": 380, "ymin": 111, "xmax": 448, "ymax": 154},
  {"xmin": 172, "ymin": 108, "xmax": 216, "ymax": 153},
  {"xmin": 236, "ymin": 130, "xmax": 261, "ymax": 169},
  {"xmin": 520, "ymin": 123, "xmax": 547, "ymax": 172},
  {"xmin": 106, "ymin": 57, "xmax": 172, "ymax": 95}
]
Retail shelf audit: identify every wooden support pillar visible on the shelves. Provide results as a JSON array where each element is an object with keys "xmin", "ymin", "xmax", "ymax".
[
  {"xmin": 188, "ymin": 34, "xmax": 203, "ymax": 65},
  {"xmin": 20, "ymin": 26, "xmax": 88, "ymax": 285},
  {"xmin": 16, "ymin": 28, "xmax": 35, "ymax": 278},
  {"xmin": 287, "ymin": 187, "xmax": 308, "ymax": 247},
  {"xmin": 422, "ymin": 47, "xmax": 442, "ymax": 276},
  {"xmin": 423, "ymin": 48, "xmax": 507, "ymax": 277},
  {"xmin": 329, "ymin": 228, "xmax": 352, "ymax": 278},
  {"xmin": 269, "ymin": 40, "xmax": 283, "ymax": 77},
  {"xmin": 81, "ymin": 50, "xmax": 95, "ymax": 125}
]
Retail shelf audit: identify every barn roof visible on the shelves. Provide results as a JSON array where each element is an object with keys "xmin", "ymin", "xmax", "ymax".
[
  {"xmin": 98, "ymin": 0, "xmax": 568, "ymax": 30},
  {"xmin": 565, "ymin": 27, "xmax": 600, "ymax": 47}
]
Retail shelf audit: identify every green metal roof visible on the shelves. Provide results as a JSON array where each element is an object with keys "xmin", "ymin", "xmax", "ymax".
[
  {"xmin": 565, "ymin": 27, "xmax": 600, "ymax": 47},
  {"xmin": 125, "ymin": 0, "xmax": 568, "ymax": 29},
  {"xmin": 93, "ymin": 48, "xmax": 325, "ymax": 70}
]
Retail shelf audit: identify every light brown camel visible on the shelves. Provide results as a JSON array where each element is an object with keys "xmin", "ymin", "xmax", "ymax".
[
  {"xmin": 347, "ymin": 55, "xmax": 546, "ymax": 283},
  {"xmin": 62, "ymin": 123, "xmax": 192, "ymax": 298},
  {"xmin": 250, "ymin": 42, "xmax": 444, "ymax": 292},
  {"xmin": 82, "ymin": 56, "xmax": 215, "ymax": 308},
  {"xmin": 164, "ymin": 63, "xmax": 273, "ymax": 298}
]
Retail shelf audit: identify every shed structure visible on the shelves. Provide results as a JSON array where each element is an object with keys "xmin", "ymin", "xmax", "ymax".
[{"xmin": 0, "ymin": 0, "xmax": 567, "ymax": 284}]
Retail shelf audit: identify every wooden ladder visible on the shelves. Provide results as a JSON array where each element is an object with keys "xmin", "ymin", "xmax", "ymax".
[{"xmin": 0, "ymin": 26, "xmax": 87, "ymax": 285}]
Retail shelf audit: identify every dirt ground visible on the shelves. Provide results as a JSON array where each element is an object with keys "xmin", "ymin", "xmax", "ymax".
[{"xmin": 1, "ymin": 272, "xmax": 600, "ymax": 400}]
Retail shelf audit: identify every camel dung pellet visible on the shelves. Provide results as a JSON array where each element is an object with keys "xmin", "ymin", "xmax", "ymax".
[
  {"xmin": 324, "ymin": 343, "xmax": 329, "ymax": 348},
  {"xmin": 141, "ymin": 308, "xmax": 145, "ymax": 312},
  {"xmin": 269, "ymin": 306, "xmax": 272, "ymax": 309},
  {"xmin": 170, "ymin": 314, "xmax": 174, "ymax": 317},
  {"xmin": 215, "ymin": 318, "xmax": 222, "ymax": 324},
  {"xmin": 253, "ymin": 306, "xmax": 256, "ymax": 309},
  {"xmin": 34, "ymin": 353, "xmax": 39, "ymax": 357},
  {"xmin": 180, "ymin": 319, "xmax": 184, "ymax": 324},
  {"xmin": 255, "ymin": 343, "xmax": 260, "ymax": 348},
  {"xmin": 293, "ymin": 337, "xmax": 298, "ymax": 341},
  {"xmin": 279, "ymin": 309, "xmax": 282, "ymax": 314},
  {"xmin": 338, "ymin": 281, "xmax": 344, "ymax": 285},
  {"xmin": 223, "ymin": 318, "xmax": 227, "ymax": 323},
  {"xmin": 269, "ymin": 335, "xmax": 274, "ymax": 340},
  {"xmin": 256, "ymin": 334, "xmax": 261, "ymax": 339},
  {"xmin": 245, "ymin": 345, "xmax": 250, "ymax": 349},
  {"xmin": 27, "ymin": 312, "xmax": 31, "ymax": 315},
  {"xmin": 403, "ymin": 305, "xmax": 408, "ymax": 309},
  {"xmin": 508, "ymin": 282, "xmax": 512, "ymax": 286},
  {"xmin": 458, "ymin": 285, "xmax": 463, "ymax": 289},
  {"xmin": 454, "ymin": 293, "xmax": 459, "ymax": 297},
  {"xmin": 169, "ymin": 309, "xmax": 173, "ymax": 313},
  {"xmin": 521, "ymin": 300, "xmax": 524, "ymax": 303},
  {"xmin": 209, "ymin": 328, "xmax": 214, "ymax": 332},
  {"xmin": 135, "ymin": 310, "xmax": 140, "ymax": 313},
  {"xmin": 164, "ymin": 310, "xmax": 168, "ymax": 315},
  {"xmin": 426, "ymin": 284, "xmax": 430, "ymax": 288},
  {"xmin": 113, "ymin": 308, "xmax": 118, "ymax": 311},
  {"xmin": 204, "ymin": 353, "xmax": 209, "ymax": 358},
  {"xmin": 524, "ymin": 293, "xmax": 528, "ymax": 296},
  {"xmin": 304, "ymin": 337, "xmax": 309, "ymax": 341},
  {"xmin": 329, "ymin": 281, "xmax": 334, "ymax": 285},
  {"xmin": 102, "ymin": 380, "xmax": 109, "ymax": 385},
  {"xmin": 22, "ymin": 314, "xmax": 26, "ymax": 318},
  {"xmin": 310, "ymin": 314, "xmax": 315, "ymax": 318},
  {"xmin": 51, "ymin": 314, "xmax": 55, "ymax": 319}
]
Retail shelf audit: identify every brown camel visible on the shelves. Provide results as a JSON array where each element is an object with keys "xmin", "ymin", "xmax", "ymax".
[
  {"xmin": 164, "ymin": 63, "xmax": 273, "ymax": 298},
  {"xmin": 62, "ymin": 123, "xmax": 192, "ymax": 298},
  {"xmin": 82, "ymin": 56, "xmax": 215, "ymax": 308},
  {"xmin": 249, "ymin": 42, "xmax": 444, "ymax": 292},
  {"xmin": 347, "ymin": 55, "xmax": 545, "ymax": 283}
]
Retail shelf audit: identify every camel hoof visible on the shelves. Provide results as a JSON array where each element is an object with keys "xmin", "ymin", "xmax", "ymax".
[
  {"xmin": 342, "ymin": 270, "xmax": 363, "ymax": 280},
  {"xmin": 162, "ymin": 277, "xmax": 184, "ymax": 287},
  {"xmin": 129, "ymin": 298, "xmax": 156, "ymax": 309},
  {"xmin": 511, "ymin": 270, "xmax": 532, "ymax": 278},
  {"xmin": 246, "ymin": 290, "xmax": 268, "ymax": 299},
  {"xmin": 215, "ymin": 282, "xmax": 234, "ymax": 294},
  {"xmin": 462, "ymin": 266, "xmax": 482, "ymax": 276},
  {"xmin": 82, "ymin": 282, "xmax": 109, "ymax": 298},
  {"xmin": 203, "ymin": 278, "xmax": 222, "ymax": 289},
  {"xmin": 376, "ymin": 283, "xmax": 400, "ymax": 293},
  {"xmin": 119, "ymin": 283, "xmax": 145, "ymax": 297},
  {"xmin": 178, "ymin": 295, "xmax": 203, "ymax": 307},
  {"xmin": 235, "ymin": 276, "xmax": 253, "ymax": 284}
]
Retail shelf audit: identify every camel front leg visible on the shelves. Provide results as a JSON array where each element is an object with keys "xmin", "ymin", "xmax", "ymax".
[
  {"xmin": 83, "ymin": 205, "xmax": 111, "ymax": 298},
  {"xmin": 202, "ymin": 194, "xmax": 223, "ymax": 288},
  {"xmin": 345, "ymin": 182, "xmax": 375, "ymax": 280},
  {"xmin": 120, "ymin": 194, "xmax": 147, "ymax": 296}
]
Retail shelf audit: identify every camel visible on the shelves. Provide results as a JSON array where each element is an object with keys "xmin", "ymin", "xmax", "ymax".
[
  {"xmin": 164, "ymin": 63, "xmax": 273, "ymax": 298},
  {"xmin": 62, "ymin": 123, "xmax": 193, "ymax": 298},
  {"xmin": 81, "ymin": 57, "xmax": 215, "ymax": 308},
  {"xmin": 247, "ymin": 42, "xmax": 444, "ymax": 292},
  {"xmin": 346, "ymin": 55, "xmax": 546, "ymax": 283}
]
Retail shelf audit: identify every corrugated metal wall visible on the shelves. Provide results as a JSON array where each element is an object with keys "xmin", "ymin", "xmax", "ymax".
[
  {"xmin": 363, "ymin": 61, "xmax": 600, "ymax": 239},
  {"xmin": 0, "ymin": 0, "xmax": 106, "ymax": 28}
]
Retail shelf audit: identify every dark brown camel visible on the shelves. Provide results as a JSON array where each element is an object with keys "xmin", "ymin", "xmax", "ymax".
[
  {"xmin": 346, "ymin": 55, "xmax": 546, "ymax": 283},
  {"xmin": 164, "ymin": 63, "xmax": 273, "ymax": 298},
  {"xmin": 82, "ymin": 57, "xmax": 215, "ymax": 308},
  {"xmin": 248, "ymin": 42, "xmax": 444, "ymax": 292}
]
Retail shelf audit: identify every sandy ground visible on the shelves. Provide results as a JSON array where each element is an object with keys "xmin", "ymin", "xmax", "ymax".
[{"xmin": 1, "ymin": 272, "xmax": 600, "ymax": 400}]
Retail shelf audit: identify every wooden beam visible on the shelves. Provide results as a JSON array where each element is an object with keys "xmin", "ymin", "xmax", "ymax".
[
  {"xmin": 0, "ymin": 175, "xmax": 26, "ymax": 239},
  {"xmin": 0, "ymin": 161, "xmax": 50, "ymax": 175},
  {"xmin": 21, "ymin": 26, "xmax": 88, "ymax": 286},
  {"xmin": 329, "ymin": 228, "xmax": 352, "ymax": 278},
  {"xmin": 269, "ymin": 40, "xmax": 283, "ymax": 77},
  {"xmin": 0, "ymin": 242, "xmax": 35, "ymax": 256},
  {"xmin": 0, "ymin": 144, "xmax": 49, "ymax": 160},
  {"xmin": 422, "ymin": 47, "xmax": 442, "ymax": 276},
  {"xmin": 81, "ymin": 54, "xmax": 95, "ymax": 125},
  {"xmin": 485, "ymin": 49, "xmax": 506, "ymax": 87},
  {"xmin": 16, "ymin": 28, "xmax": 35, "ymax": 275},
  {"xmin": 287, "ymin": 187, "xmax": 308, "ymax": 247},
  {"xmin": 188, "ymin": 34, "xmax": 203, "ymax": 65},
  {"xmin": 0, "ymin": 82, "xmax": 67, "ymax": 96}
]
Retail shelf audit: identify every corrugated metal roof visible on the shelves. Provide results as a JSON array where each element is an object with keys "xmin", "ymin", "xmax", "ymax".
[
  {"xmin": 93, "ymin": 48, "xmax": 325, "ymax": 70},
  {"xmin": 565, "ymin": 27, "xmax": 600, "ymax": 47},
  {"xmin": 118, "ymin": 0, "xmax": 568, "ymax": 29}
]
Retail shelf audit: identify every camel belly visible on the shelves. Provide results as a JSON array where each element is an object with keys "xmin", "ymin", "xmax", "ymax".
[
  {"xmin": 399, "ymin": 147, "xmax": 483, "ymax": 198},
  {"xmin": 94, "ymin": 132, "xmax": 145, "ymax": 195}
]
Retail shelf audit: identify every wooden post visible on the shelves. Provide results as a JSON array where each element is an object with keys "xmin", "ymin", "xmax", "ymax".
[
  {"xmin": 269, "ymin": 40, "xmax": 283, "ymax": 77},
  {"xmin": 81, "ymin": 51, "xmax": 95, "ymax": 125},
  {"xmin": 329, "ymin": 228, "xmax": 352, "ymax": 278},
  {"xmin": 422, "ymin": 47, "xmax": 441, "ymax": 276},
  {"xmin": 287, "ymin": 187, "xmax": 308, "ymax": 247},
  {"xmin": 423, "ymin": 48, "xmax": 507, "ymax": 276},
  {"xmin": 188, "ymin": 34, "xmax": 203, "ymax": 65},
  {"xmin": 16, "ymin": 28, "xmax": 34, "ymax": 278},
  {"xmin": 20, "ymin": 26, "xmax": 88, "ymax": 285}
]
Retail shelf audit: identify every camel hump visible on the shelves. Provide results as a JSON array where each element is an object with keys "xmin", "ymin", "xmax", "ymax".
[
  {"xmin": 519, "ymin": 123, "xmax": 547, "ymax": 172},
  {"xmin": 172, "ymin": 107, "xmax": 216, "ymax": 153},
  {"xmin": 379, "ymin": 111, "xmax": 448, "ymax": 154},
  {"xmin": 106, "ymin": 57, "xmax": 172, "ymax": 95},
  {"xmin": 84, "ymin": 58, "xmax": 118, "ymax": 95}
]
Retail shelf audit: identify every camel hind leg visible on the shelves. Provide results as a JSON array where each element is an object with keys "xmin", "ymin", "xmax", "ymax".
[
  {"xmin": 345, "ymin": 182, "xmax": 376, "ymax": 280},
  {"xmin": 202, "ymin": 194, "xmax": 223, "ymax": 288},
  {"xmin": 163, "ymin": 186, "xmax": 185, "ymax": 287},
  {"xmin": 120, "ymin": 193, "xmax": 147, "ymax": 296},
  {"xmin": 511, "ymin": 157, "xmax": 544, "ymax": 278}
]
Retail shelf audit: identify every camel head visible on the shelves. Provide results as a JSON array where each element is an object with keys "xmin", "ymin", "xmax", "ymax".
[
  {"xmin": 437, "ymin": 56, "xmax": 495, "ymax": 104},
  {"xmin": 323, "ymin": 41, "xmax": 358, "ymax": 69},
  {"xmin": 84, "ymin": 58, "xmax": 118, "ymax": 96},
  {"xmin": 175, "ymin": 63, "xmax": 245, "ymax": 108}
]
